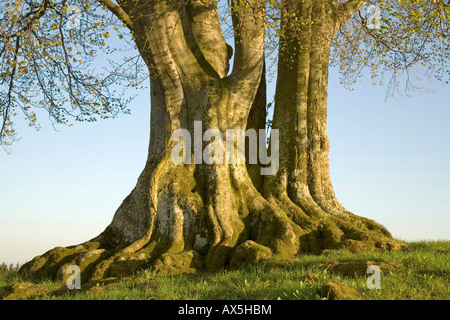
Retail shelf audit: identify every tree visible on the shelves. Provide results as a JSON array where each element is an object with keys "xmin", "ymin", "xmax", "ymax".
[{"xmin": 2, "ymin": 0, "xmax": 448, "ymax": 282}]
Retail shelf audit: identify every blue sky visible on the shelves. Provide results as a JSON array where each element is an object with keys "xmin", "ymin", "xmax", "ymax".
[{"xmin": 0, "ymin": 60, "xmax": 449, "ymax": 265}]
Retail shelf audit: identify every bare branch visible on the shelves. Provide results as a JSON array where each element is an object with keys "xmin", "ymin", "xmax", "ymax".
[{"xmin": 96, "ymin": 0, "xmax": 134, "ymax": 31}]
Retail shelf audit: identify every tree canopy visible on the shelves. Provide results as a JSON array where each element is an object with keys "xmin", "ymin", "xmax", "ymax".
[
  {"xmin": 1, "ymin": 0, "xmax": 449, "ymax": 149},
  {"xmin": 0, "ymin": 0, "xmax": 146, "ymax": 148}
]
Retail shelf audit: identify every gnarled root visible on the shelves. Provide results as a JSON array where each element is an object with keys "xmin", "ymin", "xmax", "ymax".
[{"xmin": 20, "ymin": 161, "xmax": 405, "ymax": 283}]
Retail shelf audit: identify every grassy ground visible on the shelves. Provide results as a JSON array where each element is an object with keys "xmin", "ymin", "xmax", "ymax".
[{"xmin": 1, "ymin": 240, "xmax": 448, "ymax": 300}]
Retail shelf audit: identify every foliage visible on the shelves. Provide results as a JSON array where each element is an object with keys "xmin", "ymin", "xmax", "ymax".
[
  {"xmin": 333, "ymin": 0, "xmax": 450, "ymax": 96},
  {"xmin": 0, "ymin": 0, "xmax": 146, "ymax": 149},
  {"xmin": 0, "ymin": 262, "xmax": 20, "ymax": 275},
  {"xmin": 0, "ymin": 0, "xmax": 450, "ymax": 147},
  {"xmin": 1, "ymin": 1, "xmax": 450, "ymax": 150}
]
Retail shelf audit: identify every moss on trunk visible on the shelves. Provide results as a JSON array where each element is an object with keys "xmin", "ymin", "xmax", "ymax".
[{"xmin": 20, "ymin": 0, "xmax": 405, "ymax": 284}]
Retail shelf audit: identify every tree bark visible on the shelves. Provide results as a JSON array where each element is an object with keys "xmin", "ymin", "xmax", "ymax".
[
  {"xmin": 263, "ymin": 0, "xmax": 395, "ymax": 253},
  {"xmin": 20, "ymin": 0, "xmax": 404, "ymax": 283}
]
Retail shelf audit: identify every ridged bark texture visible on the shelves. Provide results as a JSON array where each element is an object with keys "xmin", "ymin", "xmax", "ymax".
[{"xmin": 20, "ymin": 0, "xmax": 404, "ymax": 284}]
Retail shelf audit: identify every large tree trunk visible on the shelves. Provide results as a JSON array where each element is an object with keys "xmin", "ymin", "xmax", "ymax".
[
  {"xmin": 20, "ymin": 0, "xmax": 404, "ymax": 283},
  {"xmin": 263, "ymin": 0, "xmax": 397, "ymax": 254}
]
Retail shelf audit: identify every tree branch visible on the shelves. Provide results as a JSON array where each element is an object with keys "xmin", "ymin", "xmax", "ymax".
[
  {"xmin": 96, "ymin": 0, "xmax": 134, "ymax": 31},
  {"xmin": 342, "ymin": 0, "xmax": 369, "ymax": 17},
  {"xmin": 229, "ymin": 0, "xmax": 266, "ymax": 94},
  {"xmin": 185, "ymin": 0, "xmax": 230, "ymax": 78}
]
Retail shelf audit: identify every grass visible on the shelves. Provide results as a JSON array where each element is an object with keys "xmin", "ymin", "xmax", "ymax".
[{"xmin": 1, "ymin": 240, "xmax": 448, "ymax": 300}]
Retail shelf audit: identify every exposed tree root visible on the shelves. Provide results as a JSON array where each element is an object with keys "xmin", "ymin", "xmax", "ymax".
[{"xmin": 20, "ymin": 159, "xmax": 406, "ymax": 284}]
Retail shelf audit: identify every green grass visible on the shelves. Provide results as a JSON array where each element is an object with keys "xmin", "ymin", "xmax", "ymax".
[{"xmin": 1, "ymin": 240, "xmax": 448, "ymax": 300}]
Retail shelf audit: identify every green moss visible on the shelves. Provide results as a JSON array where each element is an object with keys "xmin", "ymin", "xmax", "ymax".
[
  {"xmin": 251, "ymin": 206, "xmax": 298, "ymax": 257},
  {"xmin": 261, "ymin": 256, "xmax": 300, "ymax": 272},
  {"xmin": 20, "ymin": 246, "xmax": 79, "ymax": 280},
  {"xmin": 229, "ymin": 240, "xmax": 272, "ymax": 269},
  {"xmin": 322, "ymin": 222, "xmax": 345, "ymax": 249},
  {"xmin": 319, "ymin": 281, "xmax": 360, "ymax": 300},
  {"xmin": 299, "ymin": 232, "xmax": 323, "ymax": 254},
  {"xmin": 205, "ymin": 245, "xmax": 234, "ymax": 272},
  {"xmin": 342, "ymin": 239, "xmax": 370, "ymax": 253},
  {"xmin": 2, "ymin": 283, "xmax": 50, "ymax": 300},
  {"xmin": 320, "ymin": 260, "xmax": 400, "ymax": 278},
  {"xmin": 152, "ymin": 250, "xmax": 205, "ymax": 275}
]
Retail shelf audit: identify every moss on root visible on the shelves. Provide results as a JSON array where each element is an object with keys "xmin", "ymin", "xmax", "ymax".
[
  {"xmin": 151, "ymin": 250, "xmax": 205, "ymax": 275},
  {"xmin": 319, "ymin": 260, "xmax": 400, "ymax": 278},
  {"xmin": 20, "ymin": 235, "xmax": 405, "ymax": 286},
  {"xmin": 319, "ymin": 281, "xmax": 360, "ymax": 300},
  {"xmin": 18, "ymin": 208, "xmax": 405, "ymax": 284},
  {"xmin": 229, "ymin": 240, "xmax": 272, "ymax": 269},
  {"xmin": 18, "ymin": 163, "xmax": 406, "ymax": 284}
]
